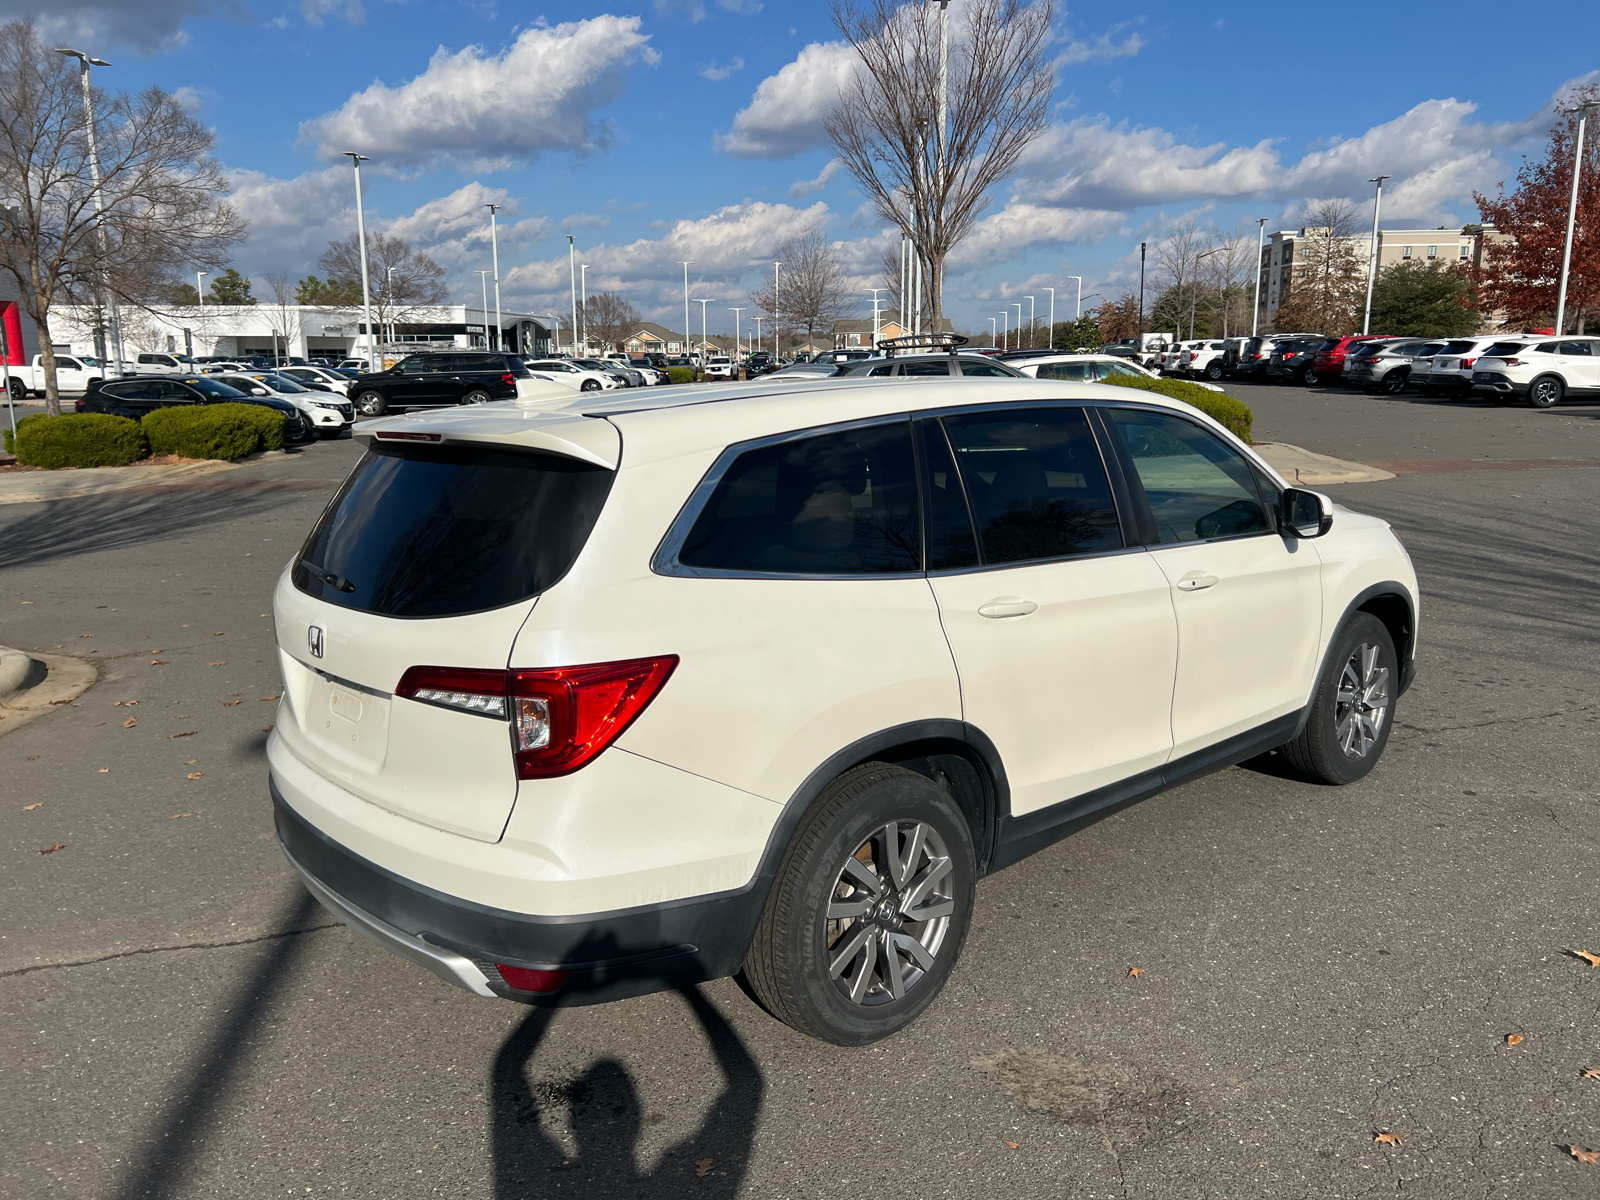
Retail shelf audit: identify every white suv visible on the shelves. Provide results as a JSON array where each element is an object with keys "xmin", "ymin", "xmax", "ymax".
[
  {"xmin": 1471, "ymin": 336, "xmax": 1600, "ymax": 407},
  {"xmin": 270, "ymin": 379, "xmax": 1419, "ymax": 1044}
]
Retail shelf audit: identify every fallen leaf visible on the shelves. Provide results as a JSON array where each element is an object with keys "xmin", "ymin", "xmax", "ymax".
[
  {"xmin": 694, "ymin": 1158, "xmax": 713, "ymax": 1178},
  {"xmin": 177, "ymin": 714, "xmax": 189, "ymax": 718},
  {"xmin": 263, "ymin": 724, "xmax": 275, "ymax": 733},
  {"xmin": 260, "ymin": 694, "xmax": 279, "ymax": 701},
  {"xmin": 221, "ymin": 700, "xmax": 242, "ymax": 707},
  {"xmin": 26, "ymin": 755, "xmax": 38, "ymax": 760},
  {"xmin": 40, "ymin": 844, "xmax": 65, "ymax": 854},
  {"xmin": 23, "ymin": 802, "xmax": 42, "ymax": 811},
  {"xmin": 186, "ymin": 772, "xmax": 203, "ymax": 780},
  {"xmin": 1003, "ymin": 1140, "xmax": 1020, "ymax": 1149},
  {"xmin": 122, "ymin": 717, "xmax": 137, "ymax": 728},
  {"xmin": 1505, "ymin": 1034, "xmax": 1524, "ymax": 1046},
  {"xmin": 79, "ymin": 633, "xmax": 93, "ymax": 638},
  {"xmin": 98, "ymin": 767, "xmax": 109, "ymax": 773},
  {"xmin": 168, "ymin": 731, "xmax": 198, "ymax": 739},
  {"xmin": 150, "ymin": 660, "xmax": 169, "ymax": 666},
  {"xmin": 1572, "ymin": 950, "xmax": 1600, "ymax": 968},
  {"xmin": 185, "ymin": 758, "xmax": 197, "ymax": 765},
  {"xmin": 1571, "ymin": 1146, "xmax": 1600, "ymax": 1166},
  {"xmin": 1374, "ymin": 1132, "xmax": 1401, "ymax": 1146},
  {"xmin": 210, "ymin": 661, "xmax": 226, "ymax": 666},
  {"xmin": 260, "ymin": 613, "xmax": 269, "ymax": 618},
  {"xmin": 171, "ymin": 813, "xmax": 192, "ymax": 819},
  {"xmin": 214, "ymin": 631, "xmax": 223, "ymax": 636},
  {"xmin": 1127, "ymin": 967, "xmax": 1144, "ymax": 977},
  {"xmin": 1584, "ymin": 1069, "xmax": 1600, "ymax": 1081}
]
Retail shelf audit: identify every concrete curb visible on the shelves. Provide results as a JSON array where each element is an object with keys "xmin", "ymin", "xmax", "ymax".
[
  {"xmin": 1253, "ymin": 442, "xmax": 1396, "ymax": 486},
  {"xmin": 0, "ymin": 456, "xmax": 241, "ymax": 504},
  {"xmin": 0, "ymin": 649, "xmax": 99, "ymax": 736}
]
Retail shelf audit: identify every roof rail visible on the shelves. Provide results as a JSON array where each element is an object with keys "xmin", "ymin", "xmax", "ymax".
[{"xmin": 875, "ymin": 332, "xmax": 968, "ymax": 357}]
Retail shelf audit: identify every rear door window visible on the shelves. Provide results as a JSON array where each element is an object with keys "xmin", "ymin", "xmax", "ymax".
[
  {"xmin": 675, "ymin": 420, "xmax": 921, "ymax": 576},
  {"xmin": 957, "ymin": 360, "xmax": 1019, "ymax": 377},
  {"xmin": 1036, "ymin": 361, "xmax": 1095, "ymax": 381},
  {"xmin": 294, "ymin": 444, "xmax": 615, "ymax": 617},
  {"xmin": 902, "ymin": 359, "xmax": 954, "ymax": 376}
]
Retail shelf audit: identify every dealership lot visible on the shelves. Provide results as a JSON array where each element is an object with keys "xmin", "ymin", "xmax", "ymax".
[{"xmin": 4, "ymin": 385, "xmax": 1600, "ymax": 1198}]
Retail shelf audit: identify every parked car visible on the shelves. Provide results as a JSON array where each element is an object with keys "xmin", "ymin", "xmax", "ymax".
[
  {"xmin": 1233, "ymin": 336, "xmax": 1283, "ymax": 381},
  {"xmin": 1266, "ymin": 337, "xmax": 1330, "ymax": 385},
  {"xmin": 1179, "ymin": 341, "xmax": 1234, "ymax": 380},
  {"xmin": 279, "ymin": 365, "xmax": 355, "ymax": 395},
  {"xmin": 833, "ymin": 352, "xmax": 1027, "ymax": 378},
  {"xmin": 578, "ymin": 357, "xmax": 644, "ymax": 388},
  {"xmin": 211, "ymin": 372, "xmax": 355, "ymax": 439},
  {"xmin": 702, "ymin": 355, "xmax": 736, "ymax": 380},
  {"xmin": 79, "ymin": 375, "xmax": 311, "ymax": 440},
  {"xmin": 347, "ymin": 352, "xmax": 538, "ymax": 417},
  {"xmin": 1005, "ymin": 353, "xmax": 1228, "ymax": 392},
  {"xmin": 128, "ymin": 351, "xmax": 198, "ymax": 375},
  {"xmin": 1472, "ymin": 336, "xmax": 1600, "ymax": 408},
  {"xmin": 1344, "ymin": 340, "xmax": 1447, "ymax": 394},
  {"xmin": 5, "ymin": 353, "xmax": 110, "ymax": 398},
  {"xmin": 1417, "ymin": 336, "xmax": 1525, "ymax": 400},
  {"xmin": 337, "ymin": 359, "xmax": 371, "ymax": 372},
  {"xmin": 522, "ymin": 358, "xmax": 624, "ymax": 392},
  {"xmin": 270, "ymin": 375, "xmax": 1418, "ymax": 1045},
  {"xmin": 1311, "ymin": 335, "xmax": 1388, "ymax": 385}
]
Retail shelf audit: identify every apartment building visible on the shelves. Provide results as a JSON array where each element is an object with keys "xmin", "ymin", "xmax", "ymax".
[{"xmin": 1258, "ymin": 226, "xmax": 1495, "ymax": 324}]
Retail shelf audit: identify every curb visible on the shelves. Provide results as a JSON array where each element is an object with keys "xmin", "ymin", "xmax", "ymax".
[
  {"xmin": 1253, "ymin": 442, "xmax": 1396, "ymax": 486},
  {"xmin": 0, "ymin": 649, "xmax": 99, "ymax": 735}
]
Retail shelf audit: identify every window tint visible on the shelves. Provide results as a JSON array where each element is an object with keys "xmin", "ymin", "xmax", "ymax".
[
  {"xmin": 396, "ymin": 357, "xmax": 435, "ymax": 374},
  {"xmin": 1483, "ymin": 342, "xmax": 1527, "ymax": 357},
  {"xmin": 902, "ymin": 359, "xmax": 954, "ymax": 376},
  {"xmin": 868, "ymin": 363, "xmax": 897, "ymax": 377},
  {"xmin": 295, "ymin": 444, "xmax": 615, "ymax": 618},
  {"xmin": 677, "ymin": 421, "xmax": 921, "ymax": 575},
  {"xmin": 102, "ymin": 380, "xmax": 154, "ymax": 400},
  {"xmin": 1099, "ymin": 361, "xmax": 1146, "ymax": 379},
  {"xmin": 1534, "ymin": 343, "xmax": 1559, "ymax": 354},
  {"xmin": 956, "ymin": 360, "xmax": 1019, "ymax": 377},
  {"xmin": 58, "ymin": 357, "xmax": 81, "ymax": 370},
  {"xmin": 188, "ymin": 378, "xmax": 247, "ymax": 398},
  {"xmin": 940, "ymin": 406, "xmax": 1122, "ymax": 565},
  {"xmin": 1559, "ymin": 341, "xmax": 1593, "ymax": 356},
  {"xmin": 918, "ymin": 419, "xmax": 978, "ymax": 571},
  {"xmin": 1440, "ymin": 341, "xmax": 1476, "ymax": 354},
  {"xmin": 1036, "ymin": 361, "xmax": 1095, "ymax": 381},
  {"xmin": 1109, "ymin": 409, "xmax": 1272, "ymax": 543}
]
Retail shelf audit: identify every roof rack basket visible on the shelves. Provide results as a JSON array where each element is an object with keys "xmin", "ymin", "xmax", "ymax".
[{"xmin": 874, "ymin": 332, "xmax": 967, "ymax": 357}]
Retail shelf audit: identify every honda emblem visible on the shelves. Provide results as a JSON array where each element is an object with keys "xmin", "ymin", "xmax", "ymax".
[{"xmin": 308, "ymin": 625, "xmax": 324, "ymax": 659}]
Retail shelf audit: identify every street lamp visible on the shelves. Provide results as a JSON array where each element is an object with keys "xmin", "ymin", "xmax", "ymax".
[
  {"xmin": 1361, "ymin": 175, "xmax": 1390, "ymax": 335},
  {"xmin": 1012, "ymin": 303, "xmax": 1022, "ymax": 348},
  {"xmin": 1251, "ymin": 219, "xmax": 1267, "ymax": 337},
  {"xmin": 1556, "ymin": 101, "xmax": 1598, "ymax": 335},
  {"xmin": 693, "ymin": 298, "xmax": 718, "ymax": 368},
  {"xmin": 339, "ymin": 151, "xmax": 377, "ymax": 370},
  {"xmin": 196, "ymin": 271, "xmax": 207, "ymax": 307},
  {"xmin": 773, "ymin": 261, "xmax": 783, "ymax": 356},
  {"xmin": 1044, "ymin": 286, "xmax": 1056, "ymax": 348},
  {"xmin": 678, "ymin": 261, "xmax": 693, "ymax": 357},
  {"xmin": 485, "ymin": 203, "xmax": 502, "ymax": 352},
  {"xmin": 729, "ymin": 307, "xmax": 744, "ymax": 364},
  {"xmin": 567, "ymin": 236, "xmax": 578, "ymax": 357},
  {"xmin": 384, "ymin": 265, "xmax": 397, "ymax": 348},
  {"xmin": 1025, "ymin": 296, "xmax": 1035, "ymax": 348},
  {"xmin": 1192, "ymin": 248, "xmax": 1219, "ymax": 340},
  {"xmin": 580, "ymin": 264, "xmax": 589, "ymax": 352},
  {"xmin": 478, "ymin": 271, "xmax": 490, "ymax": 349},
  {"xmin": 999, "ymin": 309, "xmax": 1008, "ymax": 349},
  {"xmin": 57, "ymin": 48, "xmax": 123, "ymax": 378},
  {"xmin": 1068, "ymin": 276, "xmax": 1083, "ymax": 320},
  {"xmin": 989, "ymin": 316, "xmax": 997, "ymax": 348},
  {"xmin": 868, "ymin": 288, "xmax": 887, "ymax": 346},
  {"xmin": 752, "ymin": 315, "xmax": 765, "ymax": 355}
]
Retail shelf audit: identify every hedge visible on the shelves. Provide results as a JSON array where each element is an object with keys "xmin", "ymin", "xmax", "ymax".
[
  {"xmin": 666, "ymin": 366, "xmax": 696, "ymax": 384},
  {"xmin": 143, "ymin": 403, "xmax": 285, "ymax": 460},
  {"xmin": 3, "ymin": 412, "xmax": 49, "ymax": 455},
  {"xmin": 1097, "ymin": 374, "xmax": 1254, "ymax": 443},
  {"xmin": 11, "ymin": 413, "xmax": 149, "ymax": 468}
]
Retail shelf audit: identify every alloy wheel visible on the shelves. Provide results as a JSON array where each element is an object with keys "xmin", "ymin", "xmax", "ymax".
[
  {"xmin": 1530, "ymin": 378, "xmax": 1563, "ymax": 408},
  {"xmin": 356, "ymin": 390, "xmax": 386, "ymax": 416},
  {"xmin": 1335, "ymin": 643, "xmax": 1390, "ymax": 758},
  {"xmin": 825, "ymin": 821, "xmax": 955, "ymax": 1006}
]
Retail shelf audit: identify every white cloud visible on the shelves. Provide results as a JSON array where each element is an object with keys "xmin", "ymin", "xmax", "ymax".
[
  {"xmin": 789, "ymin": 157, "xmax": 843, "ymax": 197},
  {"xmin": 7, "ymin": 0, "xmax": 250, "ymax": 54},
  {"xmin": 716, "ymin": 39, "xmax": 857, "ymax": 159},
  {"xmin": 947, "ymin": 203, "xmax": 1125, "ymax": 270},
  {"xmin": 1054, "ymin": 22, "xmax": 1145, "ymax": 66},
  {"xmin": 699, "ymin": 57, "xmax": 744, "ymax": 82},
  {"xmin": 301, "ymin": 0, "xmax": 365, "ymax": 27},
  {"xmin": 300, "ymin": 16, "xmax": 656, "ymax": 171},
  {"xmin": 383, "ymin": 182, "xmax": 549, "ymax": 276}
]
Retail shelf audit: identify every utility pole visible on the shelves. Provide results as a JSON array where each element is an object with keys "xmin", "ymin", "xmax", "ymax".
[
  {"xmin": 57, "ymin": 48, "xmax": 123, "ymax": 378},
  {"xmin": 567, "ymin": 236, "xmax": 578, "ymax": 357},
  {"xmin": 341, "ymin": 151, "xmax": 376, "ymax": 372},
  {"xmin": 1138, "ymin": 243, "xmax": 1147, "ymax": 339},
  {"xmin": 1556, "ymin": 101, "xmax": 1597, "ymax": 335},
  {"xmin": 678, "ymin": 261, "xmax": 693, "ymax": 357},
  {"xmin": 485, "ymin": 203, "xmax": 502, "ymax": 352},
  {"xmin": 1362, "ymin": 176, "xmax": 1390, "ymax": 335},
  {"xmin": 1251, "ymin": 219, "xmax": 1267, "ymax": 337}
]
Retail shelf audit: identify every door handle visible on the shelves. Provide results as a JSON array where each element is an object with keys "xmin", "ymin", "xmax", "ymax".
[
  {"xmin": 1175, "ymin": 571, "xmax": 1219, "ymax": 592},
  {"xmin": 977, "ymin": 597, "xmax": 1038, "ymax": 619}
]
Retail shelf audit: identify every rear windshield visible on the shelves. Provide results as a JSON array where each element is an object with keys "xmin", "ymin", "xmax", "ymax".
[
  {"xmin": 293, "ymin": 443, "xmax": 614, "ymax": 618},
  {"xmin": 1482, "ymin": 342, "xmax": 1526, "ymax": 357}
]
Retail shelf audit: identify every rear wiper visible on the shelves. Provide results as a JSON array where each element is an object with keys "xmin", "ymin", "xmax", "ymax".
[{"xmin": 300, "ymin": 559, "xmax": 356, "ymax": 593}]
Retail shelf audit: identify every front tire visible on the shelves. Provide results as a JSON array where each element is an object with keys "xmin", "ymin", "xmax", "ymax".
[
  {"xmin": 1205, "ymin": 362, "xmax": 1224, "ymax": 381},
  {"xmin": 580, "ymin": 378, "xmax": 601, "ymax": 392},
  {"xmin": 1382, "ymin": 370, "xmax": 1409, "ymax": 395},
  {"xmin": 462, "ymin": 389, "xmax": 492, "ymax": 405},
  {"xmin": 744, "ymin": 763, "xmax": 976, "ymax": 1045},
  {"xmin": 1302, "ymin": 367, "xmax": 1319, "ymax": 386},
  {"xmin": 355, "ymin": 389, "xmax": 387, "ymax": 417},
  {"xmin": 1280, "ymin": 613, "xmax": 1397, "ymax": 785},
  {"xmin": 1528, "ymin": 375, "xmax": 1564, "ymax": 408}
]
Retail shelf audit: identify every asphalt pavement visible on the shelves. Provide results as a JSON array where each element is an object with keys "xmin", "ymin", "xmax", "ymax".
[{"xmin": 4, "ymin": 385, "xmax": 1599, "ymax": 1198}]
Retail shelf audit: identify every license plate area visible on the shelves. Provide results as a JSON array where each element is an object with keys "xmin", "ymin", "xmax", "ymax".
[{"xmin": 307, "ymin": 671, "xmax": 390, "ymax": 769}]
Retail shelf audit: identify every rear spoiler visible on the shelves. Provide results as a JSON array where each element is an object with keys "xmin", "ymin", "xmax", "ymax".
[{"xmin": 358, "ymin": 415, "xmax": 619, "ymax": 469}]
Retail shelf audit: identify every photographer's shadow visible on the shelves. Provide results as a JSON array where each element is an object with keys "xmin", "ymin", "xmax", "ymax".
[{"xmin": 491, "ymin": 986, "xmax": 764, "ymax": 1197}]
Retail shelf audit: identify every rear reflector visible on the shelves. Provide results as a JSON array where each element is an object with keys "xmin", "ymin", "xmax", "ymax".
[
  {"xmin": 496, "ymin": 965, "xmax": 568, "ymax": 993},
  {"xmin": 373, "ymin": 430, "xmax": 442, "ymax": 442}
]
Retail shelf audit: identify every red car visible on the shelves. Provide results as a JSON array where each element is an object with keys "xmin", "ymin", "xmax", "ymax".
[{"xmin": 1312, "ymin": 335, "xmax": 1388, "ymax": 384}]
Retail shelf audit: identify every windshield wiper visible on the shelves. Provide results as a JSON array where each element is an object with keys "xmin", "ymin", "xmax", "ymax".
[{"xmin": 299, "ymin": 559, "xmax": 356, "ymax": 593}]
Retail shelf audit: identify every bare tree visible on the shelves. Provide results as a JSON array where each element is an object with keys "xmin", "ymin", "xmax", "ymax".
[
  {"xmin": 1272, "ymin": 199, "xmax": 1366, "ymax": 335},
  {"xmin": 263, "ymin": 270, "xmax": 301, "ymax": 363},
  {"xmin": 750, "ymin": 227, "xmax": 853, "ymax": 353},
  {"xmin": 0, "ymin": 20, "xmax": 245, "ymax": 413},
  {"xmin": 581, "ymin": 292, "xmax": 640, "ymax": 353},
  {"xmin": 319, "ymin": 232, "xmax": 447, "ymax": 344},
  {"xmin": 1148, "ymin": 220, "xmax": 1210, "ymax": 339},
  {"xmin": 825, "ymin": 0, "xmax": 1055, "ymax": 327}
]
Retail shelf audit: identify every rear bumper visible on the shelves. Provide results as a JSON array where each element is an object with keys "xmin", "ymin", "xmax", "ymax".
[
  {"xmin": 1471, "ymin": 373, "xmax": 1525, "ymax": 395},
  {"xmin": 273, "ymin": 784, "xmax": 766, "ymax": 1006}
]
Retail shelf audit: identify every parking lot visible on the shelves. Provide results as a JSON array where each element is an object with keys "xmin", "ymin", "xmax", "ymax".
[{"xmin": 4, "ymin": 382, "xmax": 1600, "ymax": 1198}]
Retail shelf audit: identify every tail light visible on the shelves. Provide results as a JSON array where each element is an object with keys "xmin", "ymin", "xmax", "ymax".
[
  {"xmin": 496, "ymin": 965, "xmax": 567, "ymax": 993},
  {"xmin": 1501, "ymin": 359, "xmax": 1523, "ymax": 366},
  {"xmin": 1461, "ymin": 358, "xmax": 1477, "ymax": 369},
  {"xmin": 501, "ymin": 373, "xmax": 516, "ymax": 386},
  {"xmin": 395, "ymin": 655, "xmax": 678, "ymax": 779}
]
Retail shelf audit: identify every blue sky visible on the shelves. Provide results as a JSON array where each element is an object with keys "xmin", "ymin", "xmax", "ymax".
[{"xmin": 16, "ymin": 0, "xmax": 1600, "ymax": 337}]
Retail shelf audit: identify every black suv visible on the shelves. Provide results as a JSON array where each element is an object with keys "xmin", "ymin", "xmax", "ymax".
[
  {"xmin": 1267, "ymin": 336, "xmax": 1329, "ymax": 385},
  {"xmin": 79, "ymin": 375, "xmax": 310, "ymax": 440},
  {"xmin": 348, "ymin": 352, "xmax": 534, "ymax": 417}
]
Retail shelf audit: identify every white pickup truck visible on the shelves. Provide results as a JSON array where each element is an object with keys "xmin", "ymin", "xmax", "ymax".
[{"xmin": 4, "ymin": 354, "xmax": 128, "ymax": 399}]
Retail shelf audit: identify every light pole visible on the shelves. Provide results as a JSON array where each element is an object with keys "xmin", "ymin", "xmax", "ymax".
[
  {"xmin": 868, "ymin": 288, "xmax": 887, "ymax": 346},
  {"xmin": 1025, "ymin": 295, "xmax": 1035, "ymax": 348},
  {"xmin": 341, "ymin": 151, "xmax": 376, "ymax": 371},
  {"xmin": 752, "ymin": 316, "xmax": 765, "ymax": 355},
  {"xmin": 1555, "ymin": 101, "xmax": 1598, "ymax": 335},
  {"xmin": 478, "ymin": 271, "xmax": 490, "ymax": 349},
  {"xmin": 1012, "ymin": 303, "xmax": 1022, "ymax": 348},
  {"xmin": 773, "ymin": 260, "xmax": 782, "ymax": 356},
  {"xmin": 678, "ymin": 261, "xmax": 693, "ymax": 357},
  {"xmin": 1138, "ymin": 242, "xmax": 1147, "ymax": 339},
  {"xmin": 1192, "ymin": 248, "xmax": 1219, "ymax": 339},
  {"xmin": 1069, "ymin": 276, "xmax": 1083, "ymax": 320},
  {"xmin": 579, "ymin": 264, "xmax": 589, "ymax": 353},
  {"xmin": 546, "ymin": 313, "xmax": 558, "ymax": 356},
  {"xmin": 567, "ymin": 236, "xmax": 578, "ymax": 357},
  {"xmin": 1362, "ymin": 175, "xmax": 1390, "ymax": 335},
  {"xmin": 729, "ymin": 307, "xmax": 744, "ymax": 364},
  {"xmin": 1044, "ymin": 286, "xmax": 1055, "ymax": 347},
  {"xmin": 989, "ymin": 316, "xmax": 997, "ymax": 347},
  {"xmin": 57, "ymin": 48, "xmax": 123, "ymax": 378},
  {"xmin": 384, "ymin": 265, "xmax": 397, "ymax": 348},
  {"xmin": 999, "ymin": 309, "xmax": 1008, "ymax": 349},
  {"xmin": 196, "ymin": 271, "xmax": 207, "ymax": 307},
  {"xmin": 693, "ymin": 298, "xmax": 717, "ymax": 368},
  {"xmin": 1251, "ymin": 219, "xmax": 1267, "ymax": 337},
  {"xmin": 485, "ymin": 203, "xmax": 502, "ymax": 352}
]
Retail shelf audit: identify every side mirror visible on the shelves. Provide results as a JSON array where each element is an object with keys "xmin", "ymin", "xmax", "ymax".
[{"xmin": 1281, "ymin": 488, "xmax": 1334, "ymax": 538}]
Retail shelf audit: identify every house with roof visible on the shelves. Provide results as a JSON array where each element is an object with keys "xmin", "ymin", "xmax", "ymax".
[{"xmin": 831, "ymin": 310, "xmax": 954, "ymax": 349}]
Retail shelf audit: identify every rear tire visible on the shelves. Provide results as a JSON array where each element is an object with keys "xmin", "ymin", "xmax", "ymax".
[
  {"xmin": 743, "ymin": 763, "xmax": 976, "ymax": 1045},
  {"xmin": 355, "ymin": 389, "xmax": 387, "ymax": 417},
  {"xmin": 1205, "ymin": 362, "xmax": 1224, "ymax": 381},
  {"xmin": 1382, "ymin": 369, "xmax": 1409, "ymax": 394},
  {"xmin": 462, "ymin": 389, "xmax": 492, "ymax": 405},
  {"xmin": 1280, "ymin": 613, "xmax": 1397, "ymax": 786},
  {"xmin": 1527, "ymin": 375, "xmax": 1564, "ymax": 408},
  {"xmin": 1302, "ymin": 367, "xmax": 1319, "ymax": 386}
]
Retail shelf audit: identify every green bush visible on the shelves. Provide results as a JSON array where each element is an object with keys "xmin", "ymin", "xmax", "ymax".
[
  {"xmin": 666, "ymin": 367, "xmax": 696, "ymax": 384},
  {"xmin": 143, "ymin": 402, "xmax": 285, "ymax": 460},
  {"xmin": 12, "ymin": 413, "xmax": 148, "ymax": 468},
  {"xmin": 3, "ymin": 412, "xmax": 50, "ymax": 455},
  {"xmin": 1097, "ymin": 374, "xmax": 1254, "ymax": 443}
]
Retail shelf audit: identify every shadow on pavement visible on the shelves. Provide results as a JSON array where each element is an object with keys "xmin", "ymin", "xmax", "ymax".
[
  {"xmin": 0, "ymin": 487, "xmax": 295, "ymax": 571},
  {"xmin": 109, "ymin": 889, "xmax": 322, "ymax": 1200},
  {"xmin": 491, "ymin": 987, "xmax": 765, "ymax": 1198}
]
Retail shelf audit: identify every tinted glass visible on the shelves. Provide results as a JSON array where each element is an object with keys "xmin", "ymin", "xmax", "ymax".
[
  {"xmin": 396, "ymin": 357, "xmax": 433, "ymax": 374},
  {"xmin": 902, "ymin": 359, "xmax": 954, "ymax": 376},
  {"xmin": 917, "ymin": 419, "xmax": 979, "ymax": 571},
  {"xmin": 103, "ymin": 380, "xmax": 154, "ymax": 400},
  {"xmin": 1440, "ymin": 341, "xmax": 1476, "ymax": 354},
  {"xmin": 678, "ymin": 421, "xmax": 921, "ymax": 575},
  {"xmin": 957, "ymin": 360, "xmax": 1019, "ymax": 378},
  {"xmin": 189, "ymin": 378, "xmax": 247, "ymax": 398},
  {"xmin": 1559, "ymin": 341, "xmax": 1593, "ymax": 356},
  {"xmin": 940, "ymin": 406, "xmax": 1121, "ymax": 565},
  {"xmin": 294, "ymin": 444, "xmax": 615, "ymax": 618},
  {"xmin": 1483, "ymin": 343, "xmax": 1527, "ymax": 357},
  {"xmin": 868, "ymin": 363, "xmax": 897, "ymax": 377},
  {"xmin": 1109, "ymin": 409, "xmax": 1271, "ymax": 543},
  {"xmin": 1036, "ymin": 361, "xmax": 1095, "ymax": 381},
  {"xmin": 1099, "ymin": 361, "xmax": 1146, "ymax": 378}
]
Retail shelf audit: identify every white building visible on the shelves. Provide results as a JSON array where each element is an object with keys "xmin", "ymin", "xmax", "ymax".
[
  {"xmin": 1259, "ymin": 226, "xmax": 1488, "ymax": 325},
  {"xmin": 45, "ymin": 303, "xmax": 555, "ymax": 362}
]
